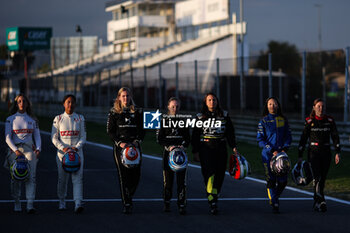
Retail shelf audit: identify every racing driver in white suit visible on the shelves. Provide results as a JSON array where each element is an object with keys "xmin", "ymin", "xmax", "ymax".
[
  {"xmin": 5, "ymin": 94, "xmax": 41, "ymax": 213},
  {"xmin": 51, "ymin": 94, "xmax": 86, "ymax": 213}
]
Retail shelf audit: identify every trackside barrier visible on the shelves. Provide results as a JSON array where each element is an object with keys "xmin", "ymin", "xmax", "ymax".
[{"xmin": 1, "ymin": 103, "xmax": 349, "ymax": 151}]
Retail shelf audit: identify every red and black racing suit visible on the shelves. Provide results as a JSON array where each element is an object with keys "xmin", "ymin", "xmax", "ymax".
[
  {"xmin": 157, "ymin": 115, "xmax": 190, "ymax": 207},
  {"xmin": 107, "ymin": 107, "xmax": 145, "ymax": 207},
  {"xmin": 191, "ymin": 110, "xmax": 236, "ymax": 205},
  {"xmin": 298, "ymin": 115, "xmax": 340, "ymax": 205}
]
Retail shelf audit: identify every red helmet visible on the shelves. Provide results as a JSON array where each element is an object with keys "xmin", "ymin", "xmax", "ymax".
[
  {"xmin": 121, "ymin": 145, "xmax": 141, "ymax": 168},
  {"xmin": 229, "ymin": 154, "xmax": 250, "ymax": 180}
]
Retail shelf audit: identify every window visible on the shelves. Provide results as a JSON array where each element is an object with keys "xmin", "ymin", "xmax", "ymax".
[
  {"xmin": 114, "ymin": 28, "xmax": 136, "ymax": 41},
  {"xmin": 113, "ymin": 11, "xmax": 120, "ymax": 20}
]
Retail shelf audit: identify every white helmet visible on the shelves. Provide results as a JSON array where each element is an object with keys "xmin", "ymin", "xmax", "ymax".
[
  {"xmin": 229, "ymin": 154, "xmax": 250, "ymax": 180},
  {"xmin": 291, "ymin": 161, "xmax": 313, "ymax": 186},
  {"xmin": 270, "ymin": 152, "xmax": 291, "ymax": 176},
  {"xmin": 168, "ymin": 147, "xmax": 188, "ymax": 172},
  {"xmin": 121, "ymin": 145, "xmax": 141, "ymax": 168}
]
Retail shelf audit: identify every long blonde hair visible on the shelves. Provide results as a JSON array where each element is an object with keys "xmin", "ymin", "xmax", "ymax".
[
  {"xmin": 10, "ymin": 94, "xmax": 34, "ymax": 116},
  {"xmin": 113, "ymin": 87, "xmax": 136, "ymax": 113}
]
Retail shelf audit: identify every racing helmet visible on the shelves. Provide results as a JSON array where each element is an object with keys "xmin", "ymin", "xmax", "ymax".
[
  {"xmin": 229, "ymin": 154, "xmax": 250, "ymax": 180},
  {"xmin": 291, "ymin": 161, "xmax": 313, "ymax": 186},
  {"xmin": 62, "ymin": 150, "xmax": 81, "ymax": 173},
  {"xmin": 168, "ymin": 147, "xmax": 188, "ymax": 172},
  {"xmin": 10, "ymin": 155, "xmax": 30, "ymax": 181},
  {"xmin": 270, "ymin": 152, "xmax": 291, "ymax": 176},
  {"xmin": 121, "ymin": 145, "xmax": 141, "ymax": 168}
]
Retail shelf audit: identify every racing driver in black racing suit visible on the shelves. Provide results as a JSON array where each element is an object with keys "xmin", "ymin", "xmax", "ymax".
[
  {"xmin": 192, "ymin": 92, "xmax": 238, "ymax": 215},
  {"xmin": 157, "ymin": 97, "xmax": 190, "ymax": 215},
  {"xmin": 107, "ymin": 87, "xmax": 145, "ymax": 214},
  {"xmin": 298, "ymin": 98, "xmax": 340, "ymax": 212}
]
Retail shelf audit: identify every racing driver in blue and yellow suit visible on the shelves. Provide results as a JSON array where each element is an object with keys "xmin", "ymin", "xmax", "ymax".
[{"xmin": 257, "ymin": 97, "xmax": 292, "ymax": 213}]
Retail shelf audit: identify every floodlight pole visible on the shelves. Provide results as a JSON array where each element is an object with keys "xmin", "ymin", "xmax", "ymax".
[{"xmin": 239, "ymin": 0, "xmax": 245, "ymax": 111}]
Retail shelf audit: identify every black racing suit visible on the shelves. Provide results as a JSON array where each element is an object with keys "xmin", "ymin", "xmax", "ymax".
[
  {"xmin": 191, "ymin": 110, "xmax": 236, "ymax": 204},
  {"xmin": 298, "ymin": 115, "xmax": 340, "ymax": 204},
  {"xmin": 107, "ymin": 107, "xmax": 145, "ymax": 206},
  {"xmin": 157, "ymin": 115, "xmax": 190, "ymax": 207}
]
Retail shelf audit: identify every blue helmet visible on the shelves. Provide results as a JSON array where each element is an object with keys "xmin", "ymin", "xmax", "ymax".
[
  {"xmin": 62, "ymin": 150, "xmax": 81, "ymax": 173},
  {"xmin": 168, "ymin": 148, "xmax": 187, "ymax": 172},
  {"xmin": 11, "ymin": 155, "xmax": 30, "ymax": 181}
]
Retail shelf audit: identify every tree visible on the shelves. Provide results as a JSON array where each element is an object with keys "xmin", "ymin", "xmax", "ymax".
[
  {"xmin": 0, "ymin": 44, "xmax": 7, "ymax": 59},
  {"xmin": 256, "ymin": 40, "xmax": 302, "ymax": 76},
  {"xmin": 0, "ymin": 44, "xmax": 9, "ymax": 73}
]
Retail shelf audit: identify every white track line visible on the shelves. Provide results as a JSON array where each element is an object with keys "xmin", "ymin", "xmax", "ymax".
[
  {"xmin": 2, "ymin": 127, "xmax": 350, "ymax": 206},
  {"xmin": 83, "ymin": 140, "xmax": 350, "ymax": 206},
  {"xmin": 0, "ymin": 197, "xmax": 314, "ymax": 203}
]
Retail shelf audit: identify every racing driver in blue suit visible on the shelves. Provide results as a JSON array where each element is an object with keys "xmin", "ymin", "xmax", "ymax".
[{"xmin": 257, "ymin": 97, "xmax": 292, "ymax": 213}]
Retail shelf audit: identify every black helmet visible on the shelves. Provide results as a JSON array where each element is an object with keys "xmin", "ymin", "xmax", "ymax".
[{"xmin": 291, "ymin": 161, "xmax": 313, "ymax": 186}]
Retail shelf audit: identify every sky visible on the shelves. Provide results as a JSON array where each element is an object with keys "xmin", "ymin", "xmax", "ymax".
[{"xmin": 1, "ymin": 0, "xmax": 349, "ymax": 54}]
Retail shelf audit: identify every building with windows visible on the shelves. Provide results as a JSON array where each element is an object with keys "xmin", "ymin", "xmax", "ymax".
[
  {"xmin": 105, "ymin": 0, "xmax": 178, "ymax": 57},
  {"xmin": 105, "ymin": 0, "xmax": 247, "ymax": 62},
  {"xmin": 39, "ymin": 0, "xmax": 247, "ymax": 76}
]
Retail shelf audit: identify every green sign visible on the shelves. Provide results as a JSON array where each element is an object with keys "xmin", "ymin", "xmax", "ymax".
[
  {"xmin": 6, "ymin": 27, "xmax": 19, "ymax": 51},
  {"xmin": 6, "ymin": 27, "xmax": 52, "ymax": 51}
]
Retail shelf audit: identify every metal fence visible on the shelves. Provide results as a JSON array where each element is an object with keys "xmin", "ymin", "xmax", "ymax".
[{"xmin": 1, "ymin": 47, "xmax": 349, "ymax": 121}]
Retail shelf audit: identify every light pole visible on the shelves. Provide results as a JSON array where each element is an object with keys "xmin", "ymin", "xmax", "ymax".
[
  {"xmin": 239, "ymin": 0, "xmax": 245, "ymax": 110},
  {"xmin": 121, "ymin": 5, "xmax": 134, "ymax": 90},
  {"xmin": 315, "ymin": 4, "xmax": 326, "ymax": 102},
  {"xmin": 314, "ymin": 4, "xmax": 322, "ymax": 52},
  {"xmin": 75, "ymin": 25, "xmax": 82, "ymax": 71}
]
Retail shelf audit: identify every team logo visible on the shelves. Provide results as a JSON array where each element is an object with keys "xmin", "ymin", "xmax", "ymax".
[
  {"xmin": 8, "ymin": 31, "xmax": 16, "ymax": 40},
  {"xmin": 143, "ymin": 110, "xmax": 162, "ymax": 129}
]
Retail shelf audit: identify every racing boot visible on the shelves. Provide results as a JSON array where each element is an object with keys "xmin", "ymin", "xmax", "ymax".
[
  {"xmin": 163, "ymin": 201, "xmax": 171, "ymax": 212},
  {"xmin": 209, "ymin": 202, "xmax": 218, "ymax": 215}
]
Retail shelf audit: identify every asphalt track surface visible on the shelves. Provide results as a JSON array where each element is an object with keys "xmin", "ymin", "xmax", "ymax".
[{"xmin": 0, "ymin": 125, "xmax": 349, "ymax": 233}]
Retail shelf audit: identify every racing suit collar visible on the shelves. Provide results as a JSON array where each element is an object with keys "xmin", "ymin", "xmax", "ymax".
[
  {"xmin": 64, "ymin": 111, "xmax": 75, "ymax": 117},
  {"xmin": 315, "ymin": 115, "xmax": 325, "ymax": 120},
  {"xmin": 122, "ymin": 107, "xmax": 130, "ymax": 112},
  {"xmin": 268, "ymin": 113, "xmax": 278, "ymax": 118},
  {"xmin": 16, "ymin": 111, "xmax": 28, "ymax": 116},
  {"xmin": 205, "ymin": 110, "xmax": 216, "ymax": 117}
]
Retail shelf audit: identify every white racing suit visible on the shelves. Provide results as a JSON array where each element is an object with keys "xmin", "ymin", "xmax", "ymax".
[
  {"xmin": 4, "ymin": 112, "xmax": 41, "ymax": 210},
  {"xmin": 51, "ymin": 112, "xmax": 86, "ymax": 207}
]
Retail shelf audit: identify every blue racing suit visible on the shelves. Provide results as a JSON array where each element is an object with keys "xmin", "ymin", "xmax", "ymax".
[{"xmin": 257, "ymin": 113, "xmax": 292, "ymax": 205}]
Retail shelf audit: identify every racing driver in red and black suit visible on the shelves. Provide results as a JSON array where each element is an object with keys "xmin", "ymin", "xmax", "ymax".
[{"xmin": 298, "ymin": 98, "xmax": 340, "ymax": 212}]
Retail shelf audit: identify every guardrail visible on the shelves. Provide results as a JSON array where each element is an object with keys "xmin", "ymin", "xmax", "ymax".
[
  {"xmin": 1, "ymin": 103, "xmax": 349, "ymax": 152},
  {"xmin": 232, "ymin": 115, "xmax": 350, "ymax": 152}
]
